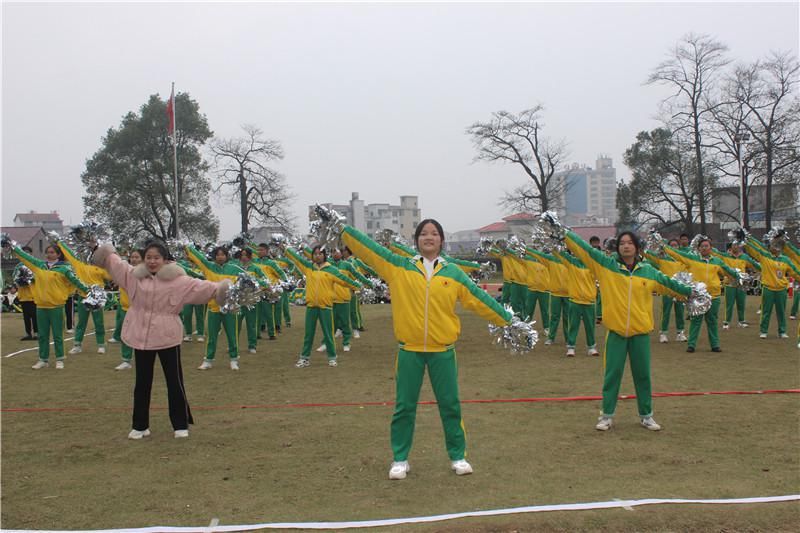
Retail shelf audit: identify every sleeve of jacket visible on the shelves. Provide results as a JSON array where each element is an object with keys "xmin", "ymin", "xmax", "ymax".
[
  {"xmin": 564, "ymin": 231, "xmax": 616, "ymax": 280},
  {"xmin": 344, "ymin": 262, "xmax": 373, "ymax": 287},
  {"xmin": 441, "ymin": 253, "xmax": 480, "ymax": 273},
  {"xmin": 100, "ymin": 248, "xmax": 135, "ymax": 293},
  {"xmin": 325, "ymin": 265, "xmax": 361, "ymax": 290},
  {"xmin": 341, "ymin": 226, "xmax": 408, "ymax": 284},
  {"xmin": 389, "ymin": 241, "xmax": 416, "ymax": 258},
  {"xmin": 744, "ymin": 236, "xmax": 769, "ymax": 261},
  {"xmin": 285, "ymin": 247, "xmax": 313, "ymax": 277},
  {"xmin": 12, "ymin": 245, "xmax": 46, "ymax": 273},
  {"xmin": 186, "ymin": 245, "xmax": 223, "ymax": 277},
  {"xmin": 649, "ymin": 264, "xmax": 693, "ymax": 299},
  {"xmin": 455, "ymin": 270, "xmax": 512, "ymax": 326},
  {"xmin": 353, "ymin": 257, "xmax": 379, "ymax": 279}
]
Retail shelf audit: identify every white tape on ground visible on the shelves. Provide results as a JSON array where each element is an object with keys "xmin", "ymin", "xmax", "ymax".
[
  {"xmin": 2, "ymin": 494, "xmax": 798, "ymax": 532},
  {"xmin": 4, "ymin": 329, "xmax": 115, "ymax": 358}
]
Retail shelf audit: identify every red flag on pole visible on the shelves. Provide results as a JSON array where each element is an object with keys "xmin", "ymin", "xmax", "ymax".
[{"xmin": 166, "ymin": 86, "xmax": 175, "ymax": 135}]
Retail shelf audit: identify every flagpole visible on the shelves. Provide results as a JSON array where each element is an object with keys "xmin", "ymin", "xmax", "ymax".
[{"xmin": 171, "ymin": 82, "xmax": 179, "ymax": 238}]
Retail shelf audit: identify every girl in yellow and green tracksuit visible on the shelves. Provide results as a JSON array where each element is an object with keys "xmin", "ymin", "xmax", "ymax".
[
  {"xmin": 345, "ymin": 250, "xmax": 378, "ymax": 330},
  {"xmin": 488, "ymin": 247, "xmax": 517, "ymax": 309},
  {"xmin": 252, "ymin": 244, "xmax": 288, "ymax": 340},
  {"xmin": 712, "ymin": 244, "xmax": 760, "ymax": 328},
  {"xmin": 327, "ymin": 250, "xmax": 372, "ymax": 350},
  {"xmin": 113, "ymin": 249, "xmax": 144, "ymax": 370},
  {"xmin": 782, "ymin": 241, "xmax": 800, "ymax": 319},
  {"xmin": 285, "ymin": 246, "xmax": 360, "ymax": 366},
  {"xmin": 528, "ymin": 248, "xmax": 570, "ymax": 345},
  {"xmin": 272, "ymin": 254, "xmax": 295, "ymax": 328},
  {"xmin": 186, "ymin": 245, "xmax": 242, "ymax": 370},
  {"xmin": 11, "ymin": 244, "xmax": 89, "ymax": 368},
  {"xmin": 342, "ymin": 220, "xmax": 512, "ymax": 477},
  {"xmin": 664, "ymin": 242, "xmax": 738, "ymax": 352},
  {"xmin": 554, "ymin": 250, "xmax": 598, "ymax": 356},
  {"xmin": 178, "ymin": 259, "xmax": 207, "ymax": 342},
  {"xmin": 565, "ymin": 231, "xmax": 692, "ymax": 430},
  {"xmin": 644, "ymin": 248, "xmax": 688, "ymax": 342},
  {"xmin": 744, "ymin": 236, "xmax": 800, "ymax": 338},
  {"xmin": 57, "ymin": 239, "xmax": 112, "ymax": 354},
  {"xmin": 518, "ymin": 251, "xmax": 550, "ymax": 328},
  {"xmin": 13, "ymin": 257, "xmax": 38, "ymax": 339},
  {"xmin": 230, "ymin": 249, "xmax": 269, "ymax": 353}
]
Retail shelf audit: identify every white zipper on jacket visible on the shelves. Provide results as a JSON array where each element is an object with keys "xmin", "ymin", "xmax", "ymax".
[
  {"xmin": 624, "ymin": 267, "xmax": 633, "ymax": 337},
  {"xmin": 423, "ymin": 279, "xmax": 430, "ymax": 351}
]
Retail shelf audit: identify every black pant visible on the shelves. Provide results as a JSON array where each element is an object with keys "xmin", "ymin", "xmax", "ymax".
[
  {"xmin": 132, "ymin": 345, "xmax": 193, "ymax": 431},
  {"xmin": 65, "ymin": 296, "xmax": 74, "ymax": 330},
  {"xmin": 21, "ymin": 301, "xmax": 38, "ymax": 335}
]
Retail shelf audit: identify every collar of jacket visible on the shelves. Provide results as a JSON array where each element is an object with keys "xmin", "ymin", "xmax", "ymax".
[
  {"xmin": 412, "ymin": 255, "xmax": 446, "ymax": 275},
  {"xmin": 615, "ymin": 258, "xmax": 641, "ymax": 274},
  {"xmin": 132, "ymin": 262, "xmax": 185, "ymax": 281},
  {"xmin": 312, "ymin": 261, "xmax": 331, "ymax": 271}
]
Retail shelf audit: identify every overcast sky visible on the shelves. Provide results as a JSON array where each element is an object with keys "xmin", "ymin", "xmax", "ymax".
[{"xmin": 2, "ymin": 1, "xmax": 798, "ymax": 237}]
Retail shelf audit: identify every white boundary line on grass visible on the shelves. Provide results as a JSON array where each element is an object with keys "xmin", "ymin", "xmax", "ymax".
[
  {"xmin": 4, "ymin": 329, "xmax": 114, "ymax": 358},
  {"xmin": 3, "ymin": 494, "xmax": 798, "ymax": 532}
]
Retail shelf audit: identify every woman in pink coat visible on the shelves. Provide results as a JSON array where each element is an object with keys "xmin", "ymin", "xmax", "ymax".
[{"xmin": 93, "ymin": 241, "xmax": 230, "ymax": 440}]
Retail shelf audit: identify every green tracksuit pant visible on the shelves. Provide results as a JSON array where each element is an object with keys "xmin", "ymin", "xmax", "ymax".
[
  {"xmin": 688, "ymin": 296, "xmax": 721, "ymax": 349},
  {"xmin": 548, "ymin": 295, "xmax": 570, "ymax": 342},
  {"xmin": 660, "ymin": 296, "xmax": 685, "ymax": 332},
  {"xmin": 596, "ymin": 292, "xmax": 603, "ymax": 320},
  {"xmin": 524, "ymin": 289, "xmax": 550, "ymax": 327},
  {"xmin": 259, "ymin": 300, "xmax": 279, "ymax": 337},
  {"xmin": 510, "ymin": 282, "xmax": 527, "ymax": 317},
  {"xmin": 281, "ymin": 292, "xmax": 291, "ymax": 325},
  {"xmin": 74, "ymin": 299, "xmax": 105, "ymax": 345},
  {"xmin": 392, "ymin": 347, "xmax": 465, "ymax": 462},
  {"xmin": 760, "ymin": 287, "xmax": 788, "ymax": 335},
  {"xmin": 238, "ymin": 306, "xmax": 258, "ymax": 350},
  {"xmin": 501, "ymin": 281, "xmax": 511, "ymax": 305},
  {"xmin": 205, "ymin": 311, "xmax": 238, "ymax": 360},
  {"xmin": 182, "ymin": 304, "xmax": 206, "ymax": 336},
  {"xmin": 566, "ymin": 301, "xmax": 596, "ymax": 349},
  {"xmin": 350, "ymin": 295, "xmax": 364, "ymax": 330},
  {"xmin": 724, "ymin": 286, "xmax": 747, "ymax": 324},
  {"xmin": 36, "ymin": 306, "xmax": 65, "ymax": 361},
  {"xmin": 116, "ymin": 308, "xmax": 133, "ymax": 361},
  {"xmin": 602, "ymin": 332, "xmax": 653, "ymax": 417},
  {"xmin": 333, "ymin": 302, "xmax": 352, "ymax": 346},
  {"xmin": 791, "ymin": 289, "xmax": 799, "ymax": 317},
  {"xmin": 112, "ymin": 306, "xmax": 124, "ymax": 342},
  {"xmin": 300, "ymin": 307, "xmax": 336, "ymax": 358}
]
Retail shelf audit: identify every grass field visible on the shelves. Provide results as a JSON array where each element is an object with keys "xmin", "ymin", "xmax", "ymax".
[{"xmin": 1, "ymin": 296, "xmax": 799, "ymax": 532}]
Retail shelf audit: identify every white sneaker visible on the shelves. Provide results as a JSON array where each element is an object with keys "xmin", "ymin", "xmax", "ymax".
[
  {"xmin": 183, "ymin": 335, "xmax": 192, "ymax": 342},
  {"xmin": 97, "ymin": 346, "xmax": 106, "ymax": 354},
  {"xmin": 588, "ymin": 348, "xmax": 599, "ymax": 357},
  {"xmin": 31, "ymin": 360, "xmax": 49, "ymax": 370},
  {"xmin": 196, "ymin": 336, "xmax": 205, "ymax": 342},
  {"xmin": 595, "ymin": 416, "xmax": 613, "ymax": 431},
  {"xmin": 676, "ymin": 331, "xmax": 687, "ymax": 342},
  {"xmin": 115, "ymin": 361, "xmax": 132, "ymax": 371},
  {"xmin": 69, "ymin": 345, "xmax": 82, "ymax": 354},
  {"xmin": 451, "ymin": 459, "xmax": 473, "ymax": 476},
  {"xmin": 295, "ymin": 358, "xmax": 310, "ymax": 368},
  {"xmin": 66, "ymin": 329, "xmax": 74, "ymax": 333},
  {"xmin": 543, "ymin": 328, "xmax": 550, "ymax": 337},
  {"xmin": 389, "ymin": 461, "xmax": 410, "ymax": 480},
  {"xmin": 230, "ymin": 360, "xmax": 240, "ymax": 370},
  {"xmin": 328, "ymin": 358, "xmax": 338, "ymax": 367},
  {"xmin": 791, "ymin": 315, "xmax": 797, "ymax": 320},
  {"xmin": 738, "ymin": 322, "xmax": 749, "ymax": 328},
  {"xmin": 128, "ymin": 428, "xmax": 151, "ymax": 440},
  {"xmin": 55, "ymin": 360, "xmax": 64, "ymax": 369},
  {"xmin": 759, "ymin": 333, "xmax": 767, "ymax": 339},
  {"xmin": 248, "ymin": 348, "xmax": 256, "ymax": 354},
  {"xmin": 343, "ymin": 345, "xmax": 351, "ymax": 352},
  {"xmin": 722, "ymin": 323, "xmax": 730, "ymax": 330},
  {"xmin": 544, "ymin": 339, "xmax": 553, "ymax": 346},
  {"xmin": 640, "ymin": 416, "xmax": 662, "ymax": 431},
  {"xmin": 174, "ymin": 429, "xmax": 189, "ymax": 438},
  {"xmin": 198, "ymin": 360, "xmax": 212, "ymax": 370},
  {"xmin": 659, "ymin": 333, "xmax": 668, "ymax": 343},
  {"xmin": 566, "ymin": 347, "xmax": 575, "ymax": 357},
  {"xmin": 316, "ymin": 344, "xmax": 327, "ymax": 352},
  {"xmin": 108, "ymin": 338, "xmax": 119, "ymax": 344},
  {"xmin": 353, "ymin": 330, "xmax": 361, "ymax": 339},
  {"xmin": 334, "ymin": 329, "xmax": 343, "ymax": 338},
  {"xmin": 780, "ymin": 333, "xmax": 790, "ymax": 339}
]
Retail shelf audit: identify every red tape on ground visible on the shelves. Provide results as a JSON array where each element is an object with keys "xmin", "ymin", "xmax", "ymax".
[{"xmin": 2, "ymin": 389, "xmax": 798, "ymax": 413}]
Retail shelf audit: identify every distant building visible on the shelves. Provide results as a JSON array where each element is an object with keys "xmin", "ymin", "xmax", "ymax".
[
  {"xmin": 446, "ymin": 229, "xmax": 481, "ymax": 254},
  {"xmin": 476, "ymin": 213, "xmax": 538, "ymax": 241},
  {"xmin": 13, "ymin": 211, "xmax": 64, "ymax": 234},
  {"xmin": 712, "ymin": 183, "xmax": 799, "ymax": 229},
  {"xmin": 249, "ymin": 224, "xmax": 290, "ymax": 245},
  {"xmin": 311, "ymin": 193, "xmax": 421, "ymax": 242},
  {"xmin": 554, "ymin": 156, "xmax": 617, "ymax": 226}
]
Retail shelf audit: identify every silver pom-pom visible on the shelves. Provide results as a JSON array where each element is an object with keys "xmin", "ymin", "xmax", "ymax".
[
  {"xmin": 310, "ymin": 204, "xmax": 346, "ymax": 250},
  {"xmin": 672, "ymin": 272, "xmax": 712, "ymax": 316},
  {"xmin": 506, "ymin": 235, "xmax": 527, "ymax": 257},
  {"xmin": 689, "ymin": 234, "xmax": 709, "ymax": 254},
  {"xmin": 261, "ymin": 280, "xmax": 284, "ymax": 303},
  {"xmin": 764, "ymin": 226, "xmax": 787, "ymax": 250},
  {"xmin": 487, "ymin": 309, "xmax": 538, "ymax": 354},
  {"xmin": 1, "ymin": 233, "xmax": 17, "ymax": 259},
  {"xmin": 727, "ymin": 227, "xmax": 750, "ymax": 248},
  {"xmin": 68, "ymin": 221, "xmax": 112, "ymax": 262},
  {"xmin": 532, "ymin": 211, "xmax": 567, "ymax": 252},
  {"xmin": 14, "ymin": 265, "xmax": 34, "ymax": 287},
  {"xmin": 221, "ymin": 272, "xmax": 263, "ymax": 314},
  {"xmin": 475, "ymin": 237, "xmax": 495, "ymax": 257},
  {"xmin": 358, "ymin": 288, "xmax": 377, "ymax": 304},
  {"xmin": 83, "ymin": 285, "xmax": 108, "ymax": 310},
  {"xmin": 359, "ymin": 277, "xmax": 388, "ymax": 303},
  {"xmin": 166, "ymin": 238, "xmax": 193, "ymax": 261},
  {"xmin": 645, "ymin": 231, "xmax": 664, "ymax": 255},
  {"xmin": 471, "ymin": 261, "xmax": 496, "ymax": 282}
]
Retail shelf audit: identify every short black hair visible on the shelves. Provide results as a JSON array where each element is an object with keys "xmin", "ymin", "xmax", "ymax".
[
  {"xmin": 212, "ymin": 246, "xmax": 229, "ymax": 260},
  {"xmin": 680, "ymin": 233, "xmax": 690, "ymax": 239},
  {"xmin": 312, "ymin": 245, "xmax": 328, "ymax": 260},
  {"xmin": 21, "ymin": 246, "xmax": 33, "ymax": 253},
  {"xmin": 143, "ymin": 240, "xmax": 172, "ymax": 260},
  {"xmin": 258, "ymin": 243, "xmax": 269, "ymax": 249},
  {"xmin": 414, "ymin": 219, "xmax": 445, "ymax": 252},
  {"xmin": 45, "ymin": 244, "xmax": 66, "ymax": 261},
  {"xmin": 589, "ymin": 236, "xmax": 600, "ymax": 244},
  {"xmin": 616, "ymin": 231, "xmax": 642, "ymax": 255}
]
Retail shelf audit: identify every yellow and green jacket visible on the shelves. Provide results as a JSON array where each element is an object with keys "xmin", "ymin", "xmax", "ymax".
[
  {"xmin": 57, "ymin": 240, "xmax": 112, "ymax": 296},
  {"xmin": 252, "ymin": 256, "xmax": 287, "ymax": 284},
  {"xmin": 12, "ymin": 246, "xmax": 89, "ymax": 309},
  {"xmin": 489, "ymin": 247, "xmax": 523, "ymax": 285},
  {"xmin": 554, "ymin": 250, "xmax": 597, "ymax": 305},
  {"xmin": 744, "ymin": 237, "xmax": 800, "ymax": 291},
  {"xmin": 782, "ymin": 241, "xmax": 800, "ymax": 276},
  {"xmin": 664, "ymin": 245, "xmax": 737, "ymax": 298},
  {"xmin": 285, "ymin": 248, "xmax": 359, "ymax": 309},
  {"xmin": 643, "ymin": 251, "xmax": 688, "ymax": 279},
  {"xmin": 565, "ymin": 232, "xmax": 692, "ymax": 338},
  {"xmin": 352, "ymin": 257, "xmax": 378, "ymax": 279},
  {"xmin": 342, "ymin": 226, "xmax": 511, "ymax": 352},
  {"xmin": 527, "ymin": 248, "xmax": 569, "ymax": 297},
  {"xmin": 711, "ymin": 248, "xmax": 760, "ymax": 287},
  {"xmin": 330, "ymin": 258, "xmax": 372, "ymax": 303},
  {"xmin": 518, "ymin": 253, "xmax": 549, "ymax": 292},
  {"xmin": 185, "ymin": 246, "xmax": 241, "ymax": 313},
  {"xmin": 12, "ymin": 263, "xmax": 35, "ymax": 302}
]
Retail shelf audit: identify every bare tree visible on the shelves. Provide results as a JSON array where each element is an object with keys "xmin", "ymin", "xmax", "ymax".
[
  {"xmin": 648, "ymin": 33, "xmax": 731, "ymax": 234},
  {"xmin": 466, "ymin": 107, "xmax": 570, "ymax": 213},
  {"xmin": 734, "ymin": 51, "xmax": 800, "ymax": 230},
  {"xmin": 211, "ymin": 125, "xmax": 295, "ymax": 234}
]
